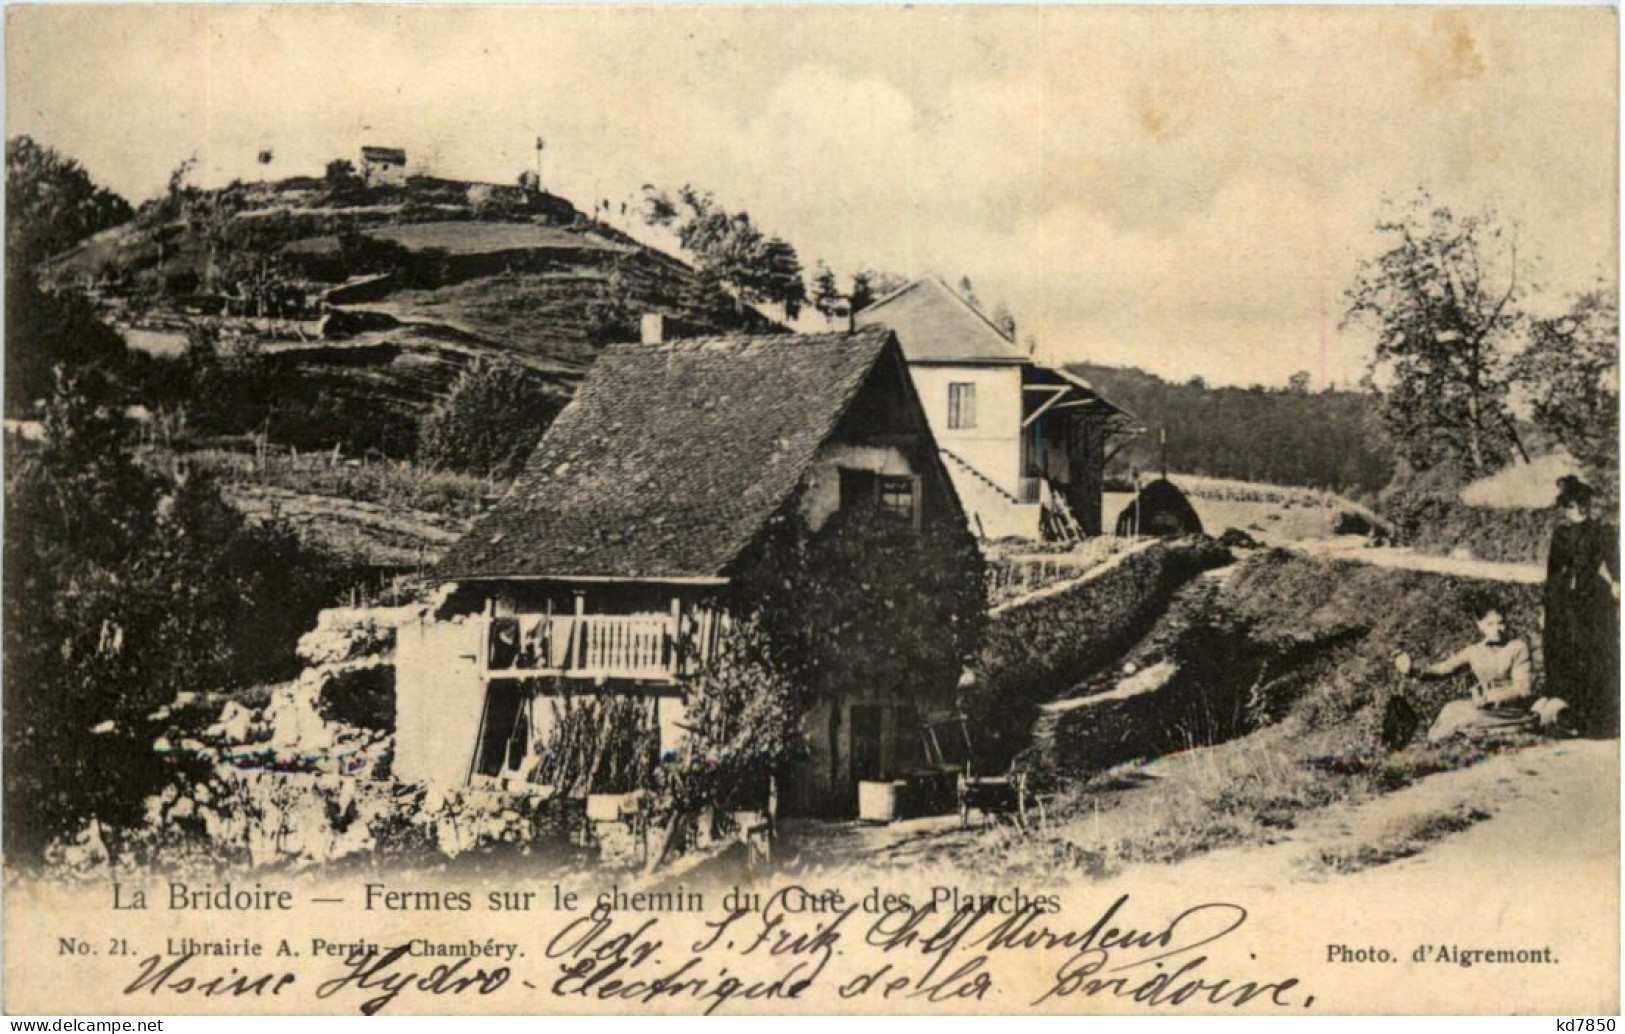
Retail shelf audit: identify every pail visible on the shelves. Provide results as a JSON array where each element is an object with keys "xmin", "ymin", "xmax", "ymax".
[{"xmin": 858, "ymin": 780, "xmax": 906, "ymax": 824}]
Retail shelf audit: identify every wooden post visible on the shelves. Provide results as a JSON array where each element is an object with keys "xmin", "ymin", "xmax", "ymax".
[
  {"xmin": 574, "ymin": 591, "xmax": 586, "ymax": 672},
  {"xmin": 669, "ymin": 596, "xmax": 681, "ymax": 673}
]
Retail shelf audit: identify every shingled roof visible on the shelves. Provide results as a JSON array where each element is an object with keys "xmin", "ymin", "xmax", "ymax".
[
  {"xmin": 854, "ymin": 277, "xmax": 1029, "ymax": 365},
  {"xmin": 435, "ymin": 325, "xmax": 900, "ymax": 582}
]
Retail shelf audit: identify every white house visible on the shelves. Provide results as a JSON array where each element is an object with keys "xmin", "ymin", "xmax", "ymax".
[
  {"xmin": 359, "ymin": 146, "xmax": 407, "ymax": 186},
  {"xmin": 855, "ymin": 277, "xmax": 1135, "ymax": 540}
]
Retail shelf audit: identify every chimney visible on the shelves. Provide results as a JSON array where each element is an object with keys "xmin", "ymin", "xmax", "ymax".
[{"xmin": 640, "ymin": 313, "xmax": 666, "ymax": 344}]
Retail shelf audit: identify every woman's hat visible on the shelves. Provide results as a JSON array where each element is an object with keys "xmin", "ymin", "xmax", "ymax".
[{"xmin": 1556, "ymin": 475, "xmax": 1595, "ymax": 507}]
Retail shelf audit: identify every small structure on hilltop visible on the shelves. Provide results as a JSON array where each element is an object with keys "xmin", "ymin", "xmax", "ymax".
[
  {"xmin": 856, "ymin": 277, "xmax": 1138, "ymax": 541},
  {"xmin": 1114, "ymin": 478, "xmax": 1205, "ymax": 537},
  {"xmin": 359, "ymin": 146, "xmax": 407, "ymax": 186},
  {"xmin": 400, "ymin": 324, "xmax": 980, "ymax": 817}
]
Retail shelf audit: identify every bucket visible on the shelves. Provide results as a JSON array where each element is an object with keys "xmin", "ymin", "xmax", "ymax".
[
  {"xmin": 858, "ymin": 780, "xmax": 906, "ymax": 824},
  {"xmin": 585, "ymin": 791, "xmax": 642, "ymax": 822}
]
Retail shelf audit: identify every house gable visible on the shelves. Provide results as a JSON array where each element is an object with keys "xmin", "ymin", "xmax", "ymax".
[
  {"xmin": 433, "ymin": 325, "xmax": 949, "ymax": 583},
  {"xmin": 854, "ymin": 277, "xmax": 1029, "ymax": 365}
]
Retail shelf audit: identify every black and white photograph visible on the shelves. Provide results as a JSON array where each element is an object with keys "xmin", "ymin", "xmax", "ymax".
[{"xmin": 1, "ymin": 4, "xmax": 1617, "ymax": 1016}]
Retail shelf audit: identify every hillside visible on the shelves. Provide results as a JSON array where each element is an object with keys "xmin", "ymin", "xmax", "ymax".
[
  {"xmin": 1068, "ymin": 361, "xmax": 1394, "ymax": 497},
  {"xmin": 41, "ymin": 168, "xmax": 777, "ymax": 454}
]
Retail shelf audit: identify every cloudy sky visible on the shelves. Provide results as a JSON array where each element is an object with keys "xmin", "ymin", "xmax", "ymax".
[{"xmin": 7, "ymin": 6, "xmax": 1617, "ymax": 387}]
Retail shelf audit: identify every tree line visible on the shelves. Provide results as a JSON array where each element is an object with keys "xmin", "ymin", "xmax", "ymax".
[{"xmin": 1068, "ymin": 362, "xmax": 1396, "ymax": 496}]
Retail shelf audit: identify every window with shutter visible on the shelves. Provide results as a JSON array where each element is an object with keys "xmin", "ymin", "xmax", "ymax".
[{"xmin": 948, "ymin": 382, "xmax": 976, "ymax": 429}]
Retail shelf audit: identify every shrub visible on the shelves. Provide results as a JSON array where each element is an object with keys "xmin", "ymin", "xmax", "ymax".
[
  {"xmin": 417, "ymin": 357, "xmax": 562, "ymax": 478},
  {"xmin": 4, "ymin": 368, "xmax": 348, "ymax": 861},
  {"xmin": 969, "ymin": 538, "xmax": 1230, "ymax": 769},
  {"xmin": 532, "ymin": 689, "xmax": 658, "ymax": 797},
  {"xmin": 658, "ymin": 619, "xmax": 809, "ymax": 814},
  {"xmin": 5, "ymin": 271, "xmax": 131, "ymax": 416},
  {"xmin": 315, "ymin": 665, "xmax": 394, "ymax": 733},
  {"xmin": 1381, "ymin": 467, "xmax": 1554, "ymax": 564}
]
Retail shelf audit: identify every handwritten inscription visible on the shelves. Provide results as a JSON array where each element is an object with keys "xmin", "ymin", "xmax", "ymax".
[{"xmin": 119, "ymin": 889, "xmax": 1311, "ymax": 1014}]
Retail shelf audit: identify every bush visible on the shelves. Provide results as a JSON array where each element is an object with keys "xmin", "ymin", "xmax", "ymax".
[
  {"xmin": 658, "ymin": 619, "xmax": 809, "ymax": 814},
  {"xmin": 315, "ymin": 666, "xmax": 395, "ymax": 733},
  {"xmin": 417, "ymin": 358, "xmax": 563, "ymax": 478},
  {"xmin": 5, "ymin": 271, "xmax": 131, "ymax": 416},
  {"xmin": 1381, "ymin": 474, "xmax": 1554, "ymax": 565},
  {"xmin": 3, "ymin": 368, "xmax": 348, "ymax": 861}
]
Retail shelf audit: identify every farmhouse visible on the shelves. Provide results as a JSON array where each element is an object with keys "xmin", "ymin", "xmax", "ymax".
[
  {"xmin": 398, "ymin": 324, "xmax": 978, "ymax": 815},
  {"xmin": 855, "ymin": 278, "xmax": 1136, "ymax": 540},
  {"xmin": 359, "ymin": 146, "xmax": 407, "ymax": 185}
]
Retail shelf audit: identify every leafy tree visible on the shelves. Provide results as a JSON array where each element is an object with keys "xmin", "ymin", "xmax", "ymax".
[
  {"xmin": 811, "ymin": 261, "xmax": 844, "ymax": 321},
  {"xmin": 6, "ymin": 135, "xmax": 133, "ymax": 269},
  {"xmin": 646, "ymin": 185, "xmax": 808, "ymax": 317},
  {"xmin": 4, "ymin": 367, "xmax": 341, "ymax": 861},
  {"xmin": 755, "ymin": 238, "xmax": 807, "ymax": 319},
  {"xmin": 136, "ymin": 155, "xmax": 202, "ymax": 229},
  {"xmin": 1514, "ymin": 287, "xmax": 1619, "ymax": 483},
  {"xmin": 849, "ymin": 268, "xmax": 908, "ymax": 313},
  {"xmin": 325, "ymin": 159, "xmax": 359, "ymax": 186},
  {"xmin": 1345, "ymin": 193, "xmax": 1529, "ymax": 477},
  {"xmin": 4, "ymin": 268, "xmax": 130, "ymax": 416},
  {"xmin": 640, "ymin": 184, "xmax": 678, "ymax": 227},
  {"xmin": 417, "ymin": 357, "xmax": 563, "ymax": 478}
]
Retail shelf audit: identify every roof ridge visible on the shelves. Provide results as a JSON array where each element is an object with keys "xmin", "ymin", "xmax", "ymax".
[
  {"xmin": 925, "ymin": 276, "xmax": 1022, "ymax": 348},
  {"xmin": 710, "ymin": 331, "xmax": 897, "ymax": 575},
  {"xmin": 434, "ymin": 327, "xmax": 903, "ymax": 582},
  {"xmin": 855, "ymin": 278, "xmax": 924, "ymax": 314},
  {"xmin": 624, "ymin": 323, "xmax": 888, "ymax": 346}
]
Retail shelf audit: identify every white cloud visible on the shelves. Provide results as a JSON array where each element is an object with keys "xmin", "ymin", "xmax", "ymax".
[{"xmin": 8, "ymin": 6, "xmax": 1614, "ymax": 388}]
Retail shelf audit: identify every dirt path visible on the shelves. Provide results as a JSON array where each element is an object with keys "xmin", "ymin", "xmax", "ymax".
[
  {"xmin": 1118, "ymin": 738, "xmax": 1615, "ymax": 887},
  {"xmin": 1113, "ymin": 738, "xmax": 1618, "ymax": 1012},
  {"xmin": 1285, "ymin": 534, "xmax": 1544, "ymax": 584}
]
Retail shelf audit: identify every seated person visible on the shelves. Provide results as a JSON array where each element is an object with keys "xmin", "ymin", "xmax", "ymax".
[{"xmin": 1394, "ymin": 601, "xmax": 1568, "ymax": 743}]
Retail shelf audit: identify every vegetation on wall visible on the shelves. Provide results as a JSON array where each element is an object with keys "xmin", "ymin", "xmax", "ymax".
[
  {"xmin": 732, "ymin": 497, "xmax": 987, "ymax": 709},
  {"xmin": 967, "ymin": 538, "xmax": 1232, "ymax": 771}
]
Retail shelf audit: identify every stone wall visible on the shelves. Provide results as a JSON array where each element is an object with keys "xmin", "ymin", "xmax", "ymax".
[{"xmin": 965, "ymin": 537, "xmax": 1232, "ymax": 769}]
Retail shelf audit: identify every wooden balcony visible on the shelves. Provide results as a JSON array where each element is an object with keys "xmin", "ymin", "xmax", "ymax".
[{"xmin": 481, "ymin": 612, "xmax": 702, "ymax": 683}]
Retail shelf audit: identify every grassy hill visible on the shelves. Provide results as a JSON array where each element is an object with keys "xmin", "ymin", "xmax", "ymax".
[{"xmin": 42, "ymin": 170, "xmax": 776, "ymax": 455}]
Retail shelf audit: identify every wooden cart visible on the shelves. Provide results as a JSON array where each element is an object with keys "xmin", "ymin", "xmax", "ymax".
[{"xmin": 918, "ymin": 713, "xmax": 1048, "ymax": 830}]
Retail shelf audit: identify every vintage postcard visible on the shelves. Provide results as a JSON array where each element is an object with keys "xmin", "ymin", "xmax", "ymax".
[{"xmin": 3, "ymin": 4, "xmax": 1618, "ymax": 1017}]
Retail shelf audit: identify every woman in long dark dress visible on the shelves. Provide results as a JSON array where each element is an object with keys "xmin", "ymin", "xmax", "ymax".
[{"xmin": 1543, "ymin": 477, "xmax": 1620, "ymax": 736}]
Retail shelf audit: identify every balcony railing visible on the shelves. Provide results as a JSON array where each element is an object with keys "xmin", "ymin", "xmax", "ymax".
[
  {"xmin": 1016, "ymin": 477, "xmax": 1043, "ymax": 504},
  {"xmin": 484, "ymin": 613, "xmax": 692, "ymax": 682}
]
